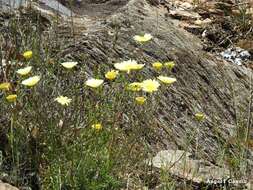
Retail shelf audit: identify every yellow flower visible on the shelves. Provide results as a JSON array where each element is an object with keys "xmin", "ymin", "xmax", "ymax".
[
  {"xmin": 61, "ymin": 62, "xmax": 78, "ymax": 69},
  {"xmin": 0, "ymin": 82, "xmax": 11, "ymax": 90},
  {"xmin": 128, "ymin": 82, "xmax": 142, "ymax": 91},
  {"xmin": 164, "ymin": 61, "xmax": 175, "ymax": 70},
  {"xmin": 55, "ymin": 96, "xmax": 72, "ymax": 106},
  {"xmin": 114, "ymin": 60, "xmax": 134, "ymax": 72},
  {"xmin": 105, "ymin": 70, "xmax": 119, "ymax": 80},
  {"xmin": 157, "ymin": 76, "xmax": 177, "ymax": 85},
  {"xmin": 133, "ymin": 33, "xmax": 153, "ymax": 43},
  {"xmin": 152, "ymin": 62, "xmax": 163, "ymax": 70},
  {"xmin": 21, "ymin": 76, "xmax": 40, "ymax": 87},
  {"xmin": 85, "ymin": 78, "xmax": 104, "ymax": 88},
  {"xmin": 141, "ymin": 79, "xmax": 160, "ymax": 93},
  {"xmin": 23, "ymin": 51, "xmax": 33, "ymax": 60},
  {"xmin": 92, "ymin": 123, "xmax": 103, "ymax": 131},
  {"xmin": 6, "ymin": 94, "xmax": 17, "ymax": 103},
  {"xmin": 130, "ymin": 63, "xmax": 145, "ymax": 70},
  {"xmin": 135, "ymin": 96, "xmax": 146, "ymax": 105},
  {"xmin": 114, "ymin": 60, "xmax": 144, "ymax": 73},
  {"xmin": 195, "ymin": 113, "xmax": 205, "ymax": 121},
  {"xmin": 16, "ymin": 66, "xmax": 32, "ymax": 76}
]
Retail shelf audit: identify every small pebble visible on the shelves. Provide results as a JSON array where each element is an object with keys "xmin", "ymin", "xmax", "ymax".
[
  {"xmin": 220, "ymin": 47, "xmax": 251, "ymax": 66},
  {"xmin": 234, "ymin": 58, "xmax": 242, "ymax": 66}
]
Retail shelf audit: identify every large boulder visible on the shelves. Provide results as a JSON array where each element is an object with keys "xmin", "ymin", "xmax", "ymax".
[{"xmin": 51, "ymin": 0, "xmax": 252, "ymax": 161}]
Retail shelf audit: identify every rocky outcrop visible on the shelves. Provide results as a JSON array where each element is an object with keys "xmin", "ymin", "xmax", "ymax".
[
  {"xmin": 0, "ymin": 181, "xmax": 19, "ymax": 190},
  {"xmin": 51, "ymin": 0, "xmax": 252, "ymax": 159}
]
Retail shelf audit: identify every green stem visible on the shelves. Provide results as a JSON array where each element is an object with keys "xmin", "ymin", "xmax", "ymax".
[{"xmin": 10, "ymin": 114, "xmax": 15, "ymax": 164}]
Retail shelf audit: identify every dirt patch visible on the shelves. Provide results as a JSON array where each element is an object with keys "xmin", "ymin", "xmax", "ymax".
[{"xmin": 59, "ymin": 0, "xmax": 129, "ymax": 17}]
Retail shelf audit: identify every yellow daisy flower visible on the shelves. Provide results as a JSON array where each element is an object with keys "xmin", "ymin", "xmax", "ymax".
[
  {"xmin": 157, "ymin": 76, "xmax": 177, "ymax": 85},
  {"xmin": 152, "ymin": 62, "xmax": 163, "ymax": 70},
  {"xmin": 114, "ymin": 60, "xmax": 133, "ymax": 72},
  {"xmin": 114, "ymin": 60, "xmax": 144, "ymax": 73},
  {"xmin": 141, "ymin": 79, "xmax": 160, "ymax": 93},
  {"xmin": 105, "ymin": 70, "xmax": 119, "ymax": 80},
  {"xmin": 135, "ymin": 96, "xmax": 146, "ymax": 105},
  {"xmin": 16, "ymin": 66, "xmax": 32, "ymax": 76},
  {"xmin": 55, "ymin": 96, "xmax": 72, "ymax": 106},
  {"xmin": 128, "ymin": 82, "xmax": 142, "ymax": 91},
  {"xmin": 23, "ymin": 51, "xmax": 33, "ymax": 60},
  {"xmin": 195, "ymin": 113, "xmax": 205, "ymax": 121},
  {"xmin": 61, "ymin": 62, "xmax": 78, "ymax": 69},
  {"xmin": 6, "ymin": 94, "xmax": 17, "ymax": 103},
  {"xmin": 0, "ymin": 82, "xmax": 11, "ymax": 90},
  {"xmin": 164, "ymin": 61, "xmax": 175, "ymax": 70},
  {"xmin": 133, "ymin": 33, "xmax": 153, "ymax": 43},
  {"xmin": 21, "ymin": 76, "xmax": 40, "ymax": 87},
  {"xmin": 92, "ymin": 123, "xmax": 103, "ymax": 131},
  {"xmin": 85, "ymin": 78, "xmax": 104, "ymax": 88},
  {"xmin": 130, "ymin": 63, "xmax": 145, "ymax": 71}
]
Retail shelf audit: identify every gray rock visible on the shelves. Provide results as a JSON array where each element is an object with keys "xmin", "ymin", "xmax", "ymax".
[
  {"xmin": 0, "ymin": 0, "xmax": 73, "ymax": 16},
  {"xmin": 220, "ymin": 47, "xmax": 251, "ymax": 65},
  {"xmin": 240, "ymin": 50, "xmax": 251, "ymax": 60},
  {"xmin": 149, "ymin": 149, "xmax": 230, "ymax": 183},
  {"xmin": 234, "ymin": 57, "xmax": 242, "ymax": 66},
  {"xmin": 0, "ymin": 181, "xmax": 19, "ymax": 190}
]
